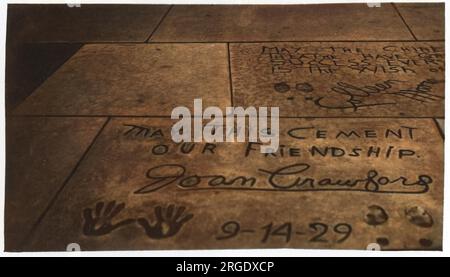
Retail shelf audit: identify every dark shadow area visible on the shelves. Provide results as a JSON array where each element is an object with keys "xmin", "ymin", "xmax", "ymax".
[{"xmin": 5, "ymin": 43, "xmax": 82, "ymax": 111}]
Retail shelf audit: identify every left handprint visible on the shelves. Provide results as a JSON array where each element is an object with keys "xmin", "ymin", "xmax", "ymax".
[{"xmin": 83, "ymin": 201, "xmax": 135, "ymax": 236}]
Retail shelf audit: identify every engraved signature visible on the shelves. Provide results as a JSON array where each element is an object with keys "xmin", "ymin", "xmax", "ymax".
[
  {"xmin": 312, "ymin": 79, "xmax": 443, "ymax": 111},
  {"xmin": 134, "ymin": 163, "xmax": 432, "ymax": 194}
]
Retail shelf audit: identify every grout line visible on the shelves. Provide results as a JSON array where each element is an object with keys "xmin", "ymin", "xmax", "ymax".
[
  {"xmin": 227, "ymin": 43, "xmax": 234, "ymax": 107},
  {"xmin": 18, "ymin": 117, "xmax": 111, "ymax": 250},
  {"xmin": 7, "ymin": 114, "xmax": 445, "ymax": 119},
  {"xmin": 433, "ymin": 118, "xmax": 445, "ymax": 140},
  {"xmin": 8, "ymin": 114, "xmax": 173, "ymax": 118},
  {"xmin": 392, "ymin": 3, "xmax": 418, "ymax": 41},
  {"xmin": 148, "ymin": 39, "xmax": 442, "ymax": 44},
  {"xmin": 144, "ymin": 5, "xmax": 173, "ymax": 43},
  {"xmin": 20, "ymin": 39, "xmax": 445, "ymax": 45}
]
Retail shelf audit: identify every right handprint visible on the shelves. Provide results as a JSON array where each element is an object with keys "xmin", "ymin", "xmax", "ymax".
[{"xmin": 137, "ymin": 204, "xmax": 194, "ymax": 239}]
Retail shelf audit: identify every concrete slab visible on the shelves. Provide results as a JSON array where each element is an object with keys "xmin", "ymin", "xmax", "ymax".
[
  {"xmin": 151, "ymin": 4, "xmax": 413, "ymax": 42},
  {"xmin": 7, "ymin": 4, "xmax": 170, "ymax": 42},
  {"xmin": 25, "ymin": 117, "xmax": 443, "ymax": 251},
  {"xmin": 5, "ymin": 117, "xmax": 107, "ymax": 251},
  {"xmin": 396, "ymin": 3, "xmax": 444, "ymax": 40},
  {"xmin": 12, "ymin": 44, "xmax": 231, "ymax": 116},
  {"xmin": 231, "ymin": 42, "xmax": 444, "ymax": 117}
]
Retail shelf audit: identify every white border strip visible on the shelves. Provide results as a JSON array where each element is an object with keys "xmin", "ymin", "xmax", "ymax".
[{"xmin": 0, "ymin": 0, "xmax": 447, "ymax": 257}]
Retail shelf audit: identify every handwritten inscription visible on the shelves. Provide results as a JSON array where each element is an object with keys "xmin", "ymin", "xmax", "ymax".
[
  {"xmin": 127, "ymin": 122, "xmax": 433, "ymax": 195},
  {"xmin": 311, "ymin": 79, "xmax": 443, "ymax": 111},
  {"xmin": 134, "ymin": 163, "xmax": 431, "ymax": 194},
  {"xmin": 35, "ymin": 117, "xmax": 441, "ymax": 251},
  {"xmin": 260, "ymin": 45, "xmax": 444, "ymax": 75},
  {"xmin": 123, "ymin": 124, "xmax": 164, "ymax": 139},
  {"xmin": 216, "ymin": 221, "xmax": 352, "ymax": 244},
  {"xmin": 231, "ymin": 42, "xmax": 445, "ymax": 116}
]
